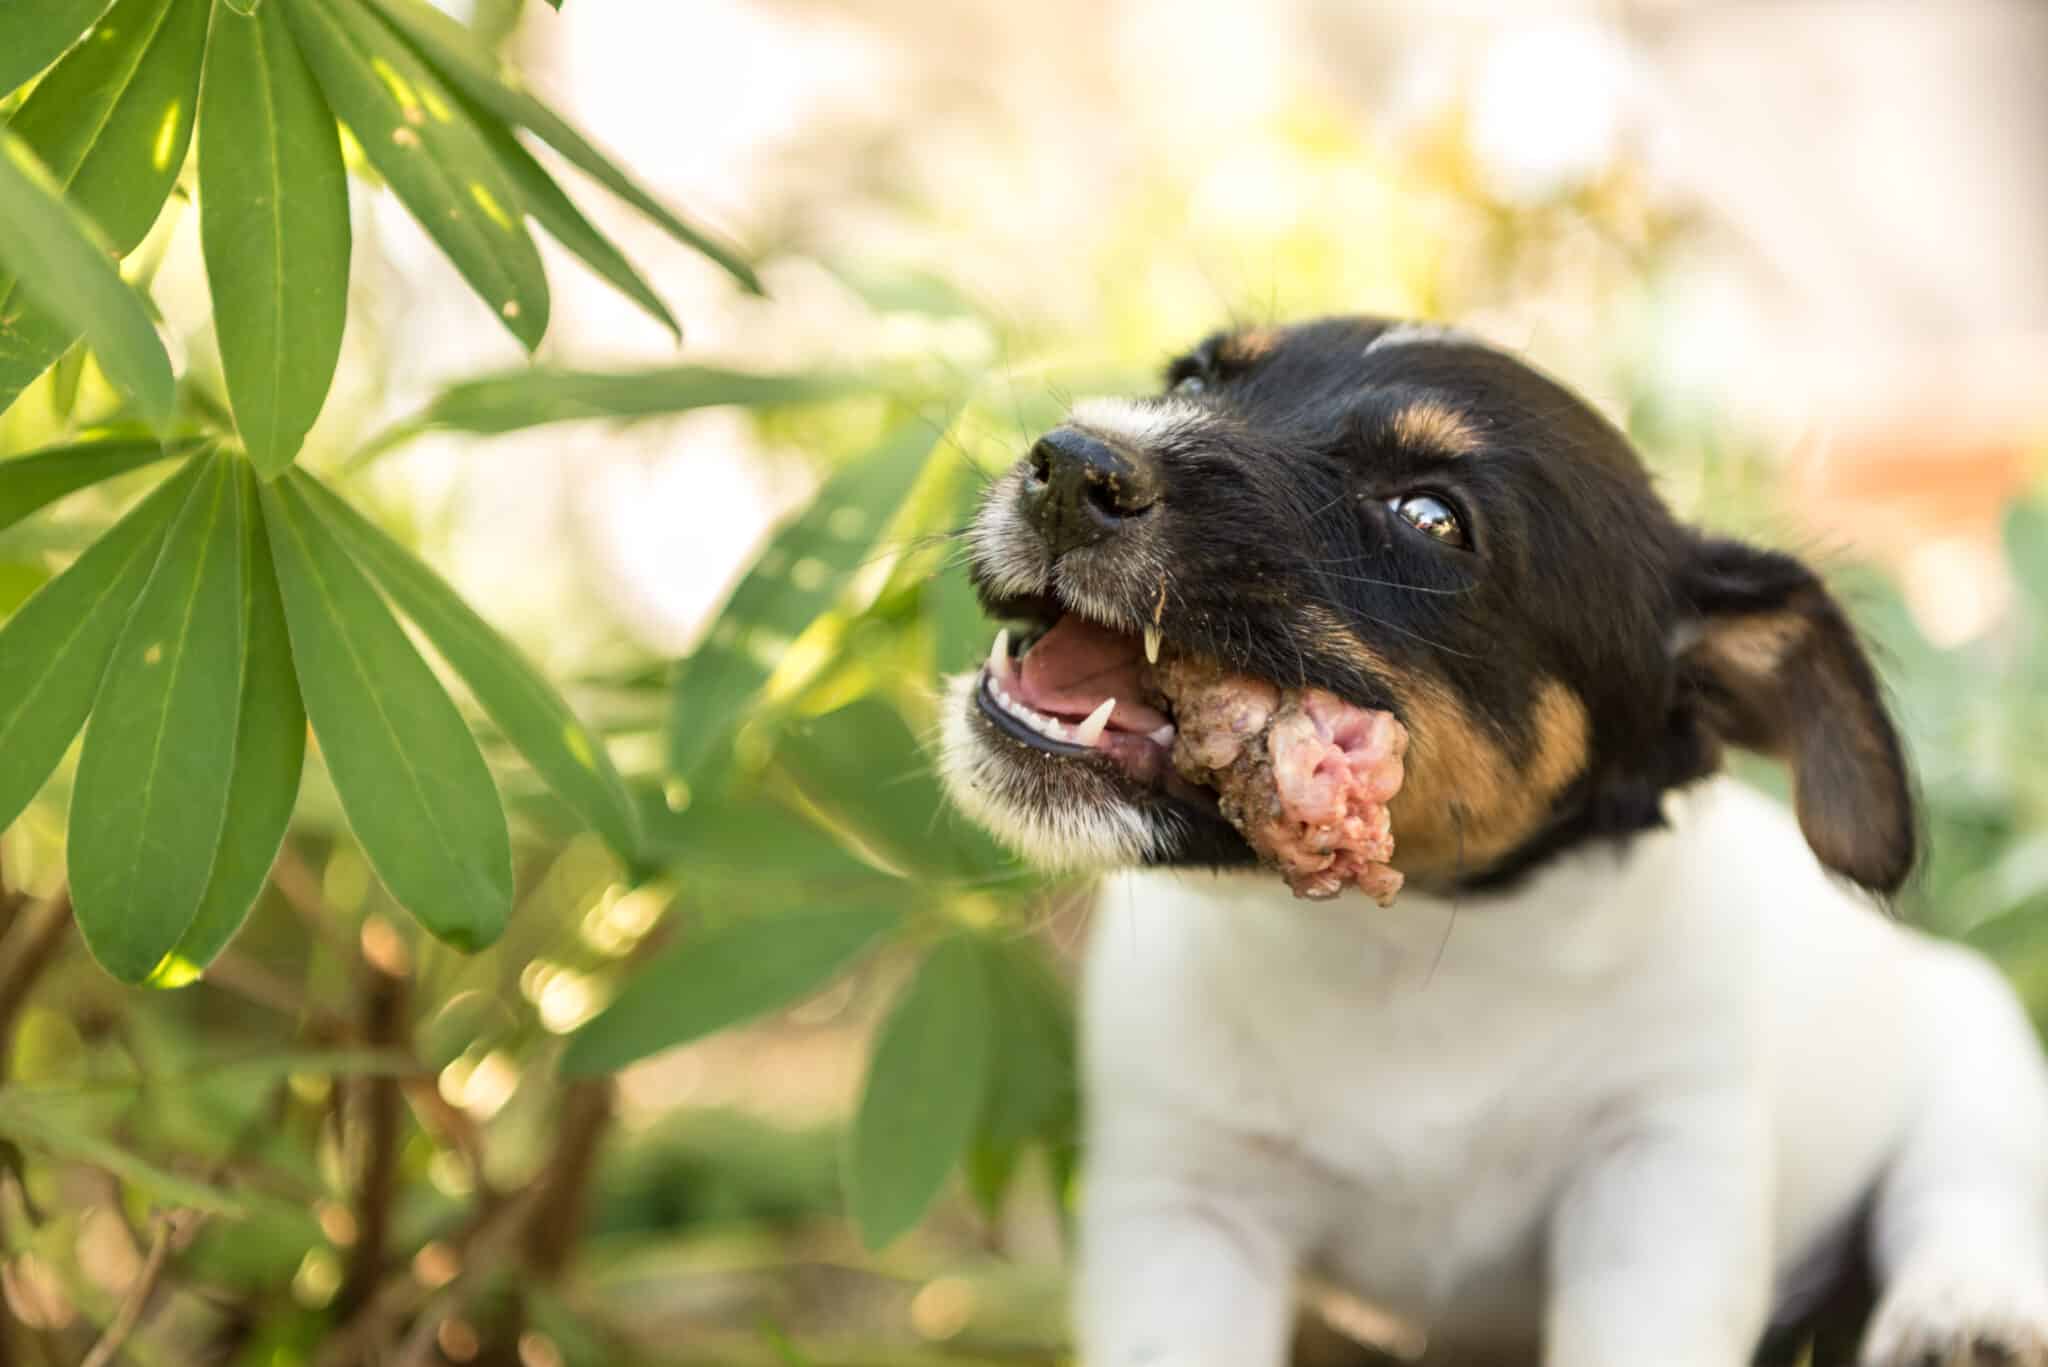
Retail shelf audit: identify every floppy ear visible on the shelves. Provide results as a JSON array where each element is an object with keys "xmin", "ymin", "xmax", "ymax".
[{"xmin": 1675, "ymin": 538, "xmax": 1917, "ymax": 894}]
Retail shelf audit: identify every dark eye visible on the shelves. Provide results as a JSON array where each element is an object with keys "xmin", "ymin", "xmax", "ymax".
[
  {"xmin": 1389, "ymin": 493, "xmax": 1467, "ymax": 547},
  {"xmin": 1172, "ymin": 374, "xmax": 1208, "ymax": 396}
]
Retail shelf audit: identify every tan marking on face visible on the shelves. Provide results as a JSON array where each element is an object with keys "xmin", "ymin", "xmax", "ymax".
[
  {"xmin": 1390, "ymin": 401, "xmax": 1482, "ymax": 458},
  {"xmin": 1298, "ymin": 604, "xmax": 1397, "ymax": 680},
  {"xmin": 1220, "ymin": 327, "xmax": 1284, "ymax": 366},
  {"xmin": 1388, "ymin": 677, "xmax": 1589, "ymax": 878}
]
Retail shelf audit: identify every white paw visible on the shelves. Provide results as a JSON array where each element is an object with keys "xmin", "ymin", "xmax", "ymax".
[{"xmin": 1863, "ymin": 1274, "xmax": 2048, "ymax": 1367}]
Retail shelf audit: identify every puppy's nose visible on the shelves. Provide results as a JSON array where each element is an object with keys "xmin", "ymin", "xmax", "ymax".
[{"xmin": 1023, "ymin": 427, "xmax": 1161, "ymax": 557}]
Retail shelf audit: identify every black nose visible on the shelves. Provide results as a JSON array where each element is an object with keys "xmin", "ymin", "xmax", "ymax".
[{"xmin": 1022, "ymin": 427, "xmax": 1161, "ymax": 557}]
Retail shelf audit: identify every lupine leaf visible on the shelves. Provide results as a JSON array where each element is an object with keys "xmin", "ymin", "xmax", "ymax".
[
  {"xmin": 156, "ymin": 463, "xmax": 306, "ymax": 985},
  {"xmin": 0, "ymin": 0, "xmax": 207, "ymax": 411},
  {"xmin": 410, "ymin": 365, "xmax": 862, "ymax": 437},
  {"xmin": 293, "ymin": 469, "xmax": 640, "ymax": 861},
  {"xmin": 71, "ymin": 454, "xmax": 247, "ymax": 983},
  {"xmin": 846, "ymin": 937, "xmax": 993, "ymax": 1248},
  {"xmin": 200, "ymin": 0, "xmax": 351, "ymax": 477},
  {"xmin": 362, "ymin": 0, "xmax": 756, "ymax": 291},
  {"xmin": 260, "ymin": 474, "xmax": 512, "ymax": 950},
  {"xmin": 281, "ymin": 0, "xmax": 548, "ymax": 350},
  {"xmin": 0, "ymin": 435, "xmax": 193, "ymax": 535},
  {"xmin": 669, "ymin": 418, "xmax": 943, "ymax": 783},
  {"xmin": 0, "ymin": 0, "xmax": 117, "ymax": 98},
  {"xmin": 561, "ymin": 903, "xmax": 900, "ymax": 1076},
  {"xmin": 0, "ymin": 133, "xmax": 177, "ymax": 422},
  {"xmin": 0, "ymin": 456, "xmax": 205, "ymax": 828}
]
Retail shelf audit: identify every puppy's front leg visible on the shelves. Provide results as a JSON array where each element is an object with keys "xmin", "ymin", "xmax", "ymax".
[
  {"xmin": 1078, "ymin": 1176, "xmax": 1300, "ymax": 1367},
  {"xmin": 1545, "ymin": 1111, "xmax": 1772, "ymax": 1367}
]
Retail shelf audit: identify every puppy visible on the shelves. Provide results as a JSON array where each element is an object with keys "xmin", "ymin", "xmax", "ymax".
[{"xmin": 938, "ymin": 318, "xmax": 2048, "ymax": 1366}]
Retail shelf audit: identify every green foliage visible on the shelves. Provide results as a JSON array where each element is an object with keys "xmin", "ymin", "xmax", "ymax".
[
  {"xmin": 70, "ymin": 453, "xmax": 248, "ymax": 983},
  {"xmin": 846, "ymin": 937, "xmax": 994, "ymax": 1249},
  {"xmin": 0, "ymin": 0, "xmax": 115, "ymax": 98}
]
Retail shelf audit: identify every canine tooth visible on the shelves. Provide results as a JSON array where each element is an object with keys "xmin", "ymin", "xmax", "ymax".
[
  {"xmin": 1149, "ymin": 723, "xmax": 1177, "ymax": 748},
  {"xmin": 1144, "ymin": 627, "xmax": 1161, "ymax": 664},
  {"xmin": 1074, "ymin": 698, "xmax": 1116, "ymax": 747},
  {"xmin": 989, "ymin": 628, "xmax": 1014, "ymax": 680}
]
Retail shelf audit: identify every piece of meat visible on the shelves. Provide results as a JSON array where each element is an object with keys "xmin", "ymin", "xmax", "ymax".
[{"xmin": 1156, "ymin": 655, "xmax": 1408, "ymax": 905}]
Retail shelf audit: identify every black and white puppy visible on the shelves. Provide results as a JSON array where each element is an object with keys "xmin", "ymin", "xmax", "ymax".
[{"xmin": 938, "ymin": 318, "xmax": 2048, "ymax": 1366}]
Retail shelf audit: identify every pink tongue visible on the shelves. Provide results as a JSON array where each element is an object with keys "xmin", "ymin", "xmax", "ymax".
[{"xmin": 1015, "ymin": 617, "xmax": 1170, "ymax": 733}]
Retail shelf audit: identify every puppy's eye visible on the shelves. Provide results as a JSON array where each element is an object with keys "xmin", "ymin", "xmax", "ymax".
[
  {"xmin": 1389, "ymin": 493, "xmax": 1467, "ymax": 547},
  {"xmin": 1172, "ymin": 374, "xmax": 1208, "ymax": 396}
]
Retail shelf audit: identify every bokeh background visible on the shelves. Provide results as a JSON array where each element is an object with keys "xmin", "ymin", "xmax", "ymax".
[{"xmin": 5, "ymin": 0, "xmax": 2048, "ymax": 1363}]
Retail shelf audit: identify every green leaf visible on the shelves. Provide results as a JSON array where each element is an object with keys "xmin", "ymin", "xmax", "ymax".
[
  {"xmin": 0, "ymin": 132, "xmax": 177, "ymax": 422},
  {"xmin": 846, "ymin": 936, "xmax": 993, "ymax": 1248},
  {"xmin": 0, "ymin": 435, "xmax": 192, "ymax": 534},
  {"xmin": 281, "ymin": 0, "xmax": 548, "ymax": 350},
  {"xmin": 360, "ymin": 0, "xmax": 757, "ymax": 292},
  {"xmin": 155, "ymin": 463, "xmax": 306, "ymax": 985},
  {"xmin": 200, "ymin": 0, "xmax": 351, "ymax": 477},
  {"xmin": 70, "ymin": 454, "xmax": 247, "ymax": 983},
  {"xmin": 2005, "ymin": 500, "xmax": 2048, "ymax": 609},
  {"xmin": 292, "ymin": 469, "xmax": 640, "ymax": 861},
  {"xmin": 0, "ymin": 1090, "xmax": 244, "ymax": 1216},
  {"xmin": 0, "ymin": 455, "xmax": 205, "ymax": 829},
  {"xmin": 408, "ymin": 365, "xmax": 864, "ymax": 438},
  {"xmin": 260, "ymin": 474, "xmax": 512, "ymax": 950},
  {"xmin": 469, "ymin": 108, "xmax": 677, "ymax": 339},
  {"xmin": 0, "ymin": 0, "xmax": 116, "ymax": 98},
  {"xmin": 561, "ymin": 902, "xmax": 900, "ymax": 1076},
  {"xmin": 975, "ymin": 943, "xmax": 1073, "ymax": 1144},
  {"xmin": 669, "ymin": 418, "xmax": 944, "ymax": 783},
  {"xmin": 0, "ymin": 0, "xmax": 208, "ymax": 410},
  {"xmin": 774, "ymin": 698, "xmax": 1013, "ymax": 883}
]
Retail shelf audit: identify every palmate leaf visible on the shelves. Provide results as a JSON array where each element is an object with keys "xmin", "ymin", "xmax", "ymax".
[
  {"xmin": 0, "ymin": 0, "xmax": 207, "ymax": 412},
  {"xmin": 0, "ymin": 435, "xmax": 196, "ymax": 534},
  {"xmin": 561, "ymin": 903, "xmax": 901, "ymax": 1077},
  {"xmin": 0, "ymin": 455, "xmax": 207, "ymax": 830},
  {"xmin": 261, "ymin": 475, "xmax": 512, "ymax": 951},
  {"xmin": 200, "ymin": 0, "xmax": 351, "ymax": 477},
  {"xmin": 846, "ymin": 937, "xmax": 993, "ymax": 1248},
  {"xmin": 669, "ymin": 417, "xmax": 947, "ymax": 785},
  {"xmin": 0, "ymin": 133, "xmax": 177, "ymax": 422},
  {"xmin": 156, "ymin": 462, "xmax": 306, "ymax": 986},
  {"xmin": 71, "ymin": 453, "xmax": 247, "ymax": 983},
  {"xmin": 0, "ymin": 0, "xmax": 117, "ymax": 98},
  {"xmin": 281, "ymin": 0, "xmax": 548, "ymax": 351},
  {"xmin": 362, "ymin": 0, "xmax": 757, "ymax": 292},
  {"xmin": 292, "ymin": 469, "xmax": 641, "ymax": 862}
]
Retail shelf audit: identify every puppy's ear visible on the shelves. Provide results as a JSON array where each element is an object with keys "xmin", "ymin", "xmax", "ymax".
[{"xmin": 1675, "ymin": 538, "xmax": 1917, "ymax": 893}]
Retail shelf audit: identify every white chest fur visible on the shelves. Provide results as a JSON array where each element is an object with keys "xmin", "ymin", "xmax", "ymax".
[{"xmin": 1076, "ymin": 779, "xmax": 2048, "ymax": 1361}]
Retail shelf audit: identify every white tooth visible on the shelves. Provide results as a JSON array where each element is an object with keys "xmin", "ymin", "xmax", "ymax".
[
  {"xmin": 989, "ymin": 628, "xmax": 1013, "ymax": 680},
  {"xmin": 1149, "ymin": 723, "xmax": 1177, "ymax": 748},
  {"xmin": 1074, "ymin": 698, "xmax": 1116, "ymax": 747},
  {"xmin": 1143, "ymin": 627, "xmax": 1161, "ymax": 664}
]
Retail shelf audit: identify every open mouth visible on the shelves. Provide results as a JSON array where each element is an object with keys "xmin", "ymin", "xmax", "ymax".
[
  {"xmin": 964, "ymin": 602, "xmax": 1410, "ymax": 904},
  {"xmin": 977, "ymin": 614, "xmax": 1180, "ymax": 785}
]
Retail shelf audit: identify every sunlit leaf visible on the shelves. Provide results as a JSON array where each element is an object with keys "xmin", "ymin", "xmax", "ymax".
[
  {"xmin": 846, "ymin": 936, "xmax": 992, "ymax": 1248},
  {"xmin": 200, "ymin": 0, "xmax": 351, "ymax": 477},
  {"xmin": 405, "ymin": 365, "xmax": 865, "ymax": 438},
  {"xmin": 0, "ymin": 455, "xmax": 205, "ymax": 829},
  {"xmin": 157, "ymin": 463, "xmax": 306, "ymax": 984},
  {"xmin": 469, "ymin": 107, "xmax": 677, "ymax": 339},
  {"xmin": 281, "ymin": 0, "xmax": 547, "ymax": 350},
  {"xmin": 0, "ymin": 0, "xmax": 207, "ymax": 411},
  {"xmin": 0, "ymin": 132, "xmax": 177, "ymax": 422},
  {"xmin": 362, "ymin": 0, "xmax": 757, "ymax": 292},
  {"xmin": 669, "ymin": 417, "xmax": 944, "ymax": 784},
  {"xmin": 0, "ymin": 435, "xmax": 194, "ymax": 534},
  {"xmin": 561, "ymin": 902, "xmax": 900, "ymax": 1076},
  {"xmin": 773, "ymin": 697, "xmax": 1012, "ymax": 883},
  {"xmin": 293, "ymin": 469, "xmax": 640, "ymax": 861},
  {"xmin": 0, "ymin": 0, "xmax": 116, "ymax": 99},
  {"xmin": 261, "ymin": 474, "xmax": 512, "ymax": 951},
  {"xmin": 71, "ymin": 454, "xmax": 247, "ymax": 983}
]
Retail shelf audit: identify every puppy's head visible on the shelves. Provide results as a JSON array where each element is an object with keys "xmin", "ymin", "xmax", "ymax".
[{"xmin": 940, "ymin": 317, "xmax": 1917, "ymax": 895}]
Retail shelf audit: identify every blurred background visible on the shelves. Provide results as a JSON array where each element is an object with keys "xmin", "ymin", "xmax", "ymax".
[{"xmin": 4, "ymin": 0, "xmax": 2047, "ymax": 1362}]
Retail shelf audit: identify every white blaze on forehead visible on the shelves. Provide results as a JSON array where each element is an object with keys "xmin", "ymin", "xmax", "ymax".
[{"xmin": 1067, "ymin": 396, "xmax": 1213, "ymax": 450}]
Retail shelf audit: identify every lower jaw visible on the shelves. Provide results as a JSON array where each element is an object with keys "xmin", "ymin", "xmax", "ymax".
[{"xmin": 972, "ymin": 669, "xmax": 1226, "ymax": 815}]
